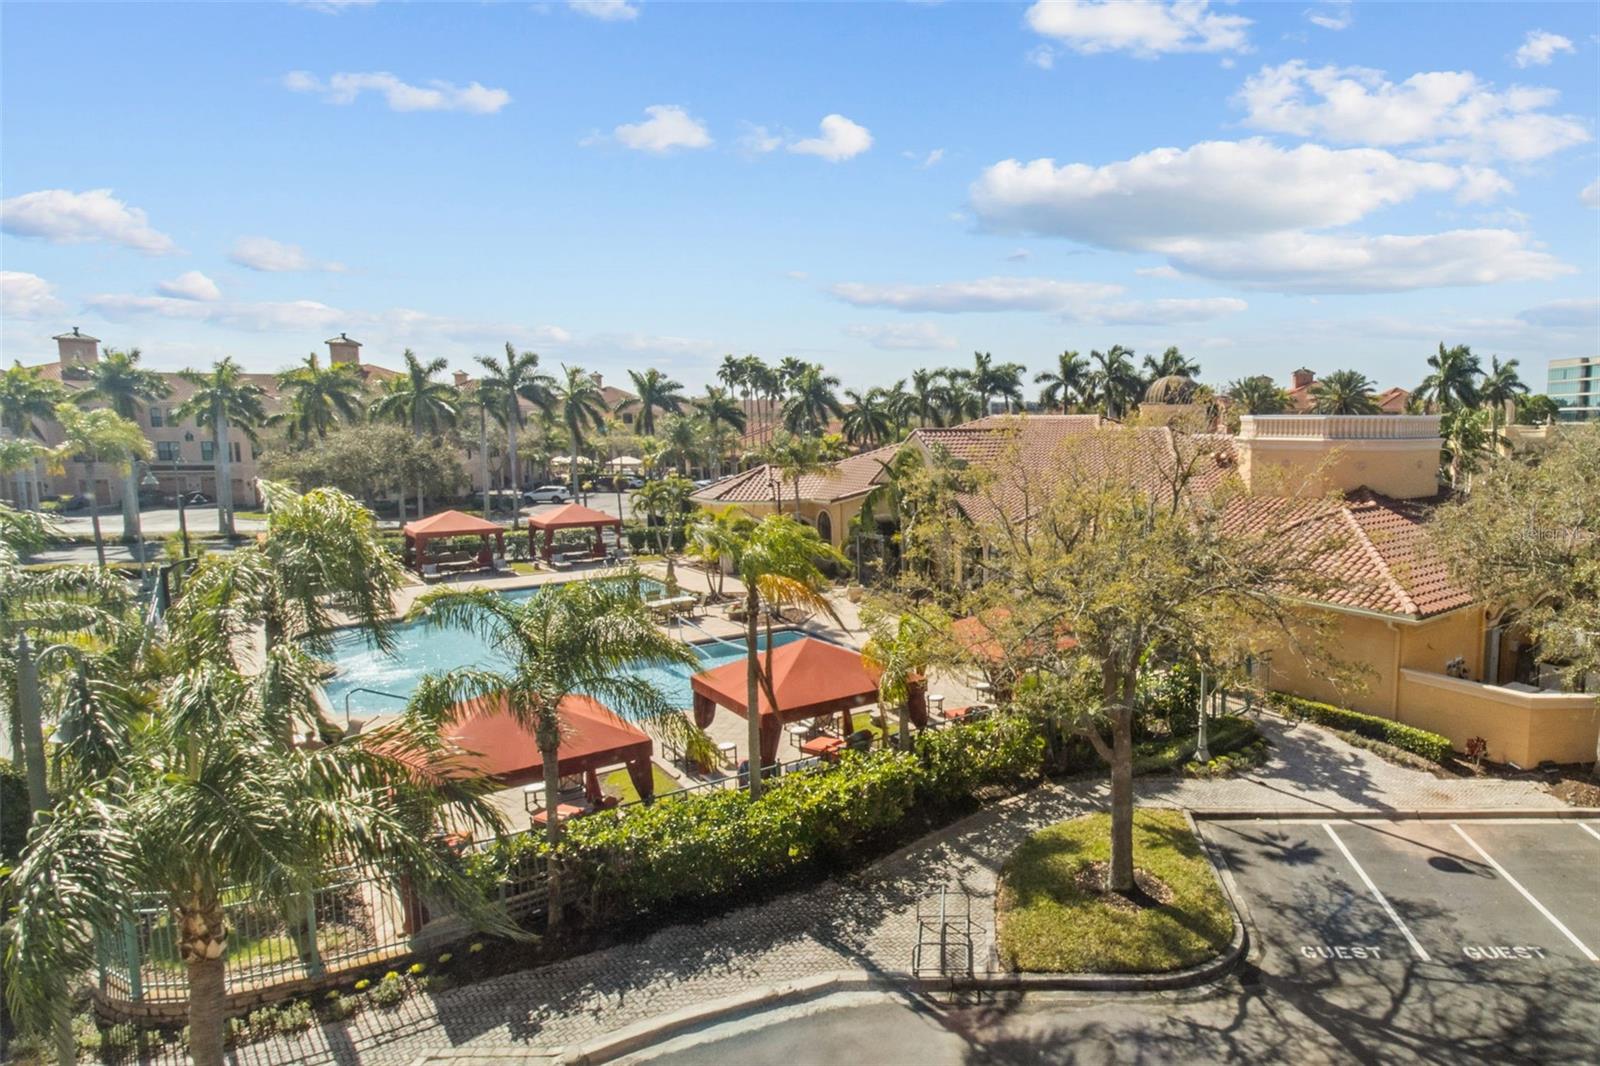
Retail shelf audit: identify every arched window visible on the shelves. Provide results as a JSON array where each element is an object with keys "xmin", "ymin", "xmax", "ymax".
[{"xmin": 815, "ymin": 510, "xmax": 833, "ymax": 546}]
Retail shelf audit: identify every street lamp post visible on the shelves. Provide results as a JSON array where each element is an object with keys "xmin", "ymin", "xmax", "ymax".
[{"xmin": 135, "ymin": 462, "xmax": 160, "ymax": 590}]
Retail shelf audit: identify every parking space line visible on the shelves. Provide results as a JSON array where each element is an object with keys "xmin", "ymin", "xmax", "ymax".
[
  {"xmin": 1451, "ymin": 823, "xmax": 1599, "ymax": 963},
  {"xmin": 1322, "ymin": 823, "xmax": 1430, "ymax": 962},
  {"xmin": 1580, "ymin": 823, "xmax": 1600, "ymax": 845}
]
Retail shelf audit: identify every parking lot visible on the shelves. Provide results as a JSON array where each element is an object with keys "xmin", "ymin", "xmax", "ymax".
[{"xmin": 1198, "ymin": 815, "xmax": 1600, "ymax": 1063}]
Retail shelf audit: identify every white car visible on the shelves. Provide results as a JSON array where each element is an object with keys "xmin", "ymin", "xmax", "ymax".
[{"xmin": 525, "ymin": 485, "xmax": 574, "ymax": 504}]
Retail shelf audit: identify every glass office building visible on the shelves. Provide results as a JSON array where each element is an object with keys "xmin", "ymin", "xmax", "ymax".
[{"xmin": 1548, "ymin": 357, "xmax": 1597, "ymax": 422}]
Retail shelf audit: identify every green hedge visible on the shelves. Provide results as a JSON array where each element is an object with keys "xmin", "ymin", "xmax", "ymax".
[
  {"xmin": 467, "ymin": 715, "xmax": 1045, "ymax": 926},
  {"xmin": 1269, "ymin": 693, "xmax": 1453, "ymax": 763}
]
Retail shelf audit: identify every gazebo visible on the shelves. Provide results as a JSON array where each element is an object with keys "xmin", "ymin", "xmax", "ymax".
[
  {"xmin": 527, "ymin": 502, "xmax": 623, "ymax": 563},
  {"xmin": 690, "ymin": 637, "xmax": 882, "ymax": 766},
  {"xmin": 443, "ymin": 692, "xmax": 658, "ymax": 803},
  {"xmin": 951, "ymin": 607, "xmax": 1076, "ymax": 700},
  {"xmin": 402, "ymin": 509, "xmax": 506, "ymax": 572}
]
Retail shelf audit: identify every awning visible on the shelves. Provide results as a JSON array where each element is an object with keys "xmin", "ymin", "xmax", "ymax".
[
  {"xmin": 690, "ymin": 637, "xmax": 881, "ymax": 765},
  {"xmin": 444, "ymin": 692, "xmax": 657, "ymax": 800},
  {"xmin": 402, "ymin": 509, "xmax": 507, "ymax": 571}
]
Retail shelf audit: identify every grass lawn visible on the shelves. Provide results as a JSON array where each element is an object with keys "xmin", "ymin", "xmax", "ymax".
[
  {"xmin": 997, "ymin": 809, "xmax": 1233, "ymax": 974},
  {"xmin": 509, "ymin": 561, "xmax": 539, "ymax": 576},
  {"xmin": 601, "ymin": 766, "xmax": 685, "ymax": 804}
]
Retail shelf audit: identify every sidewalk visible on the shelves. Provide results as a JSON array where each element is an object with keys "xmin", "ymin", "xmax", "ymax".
[{"xmin": 223, "ymin": 714, "xmax": 1560, "ymax": 1066}]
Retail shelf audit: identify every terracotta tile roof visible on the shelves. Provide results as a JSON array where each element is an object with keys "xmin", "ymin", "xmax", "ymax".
[
  {"xmin": 692, "ymin": 443, "xmax": 899, "ymax": 505},
  {"xmin": 1218, "ymin": 489, "xmax": 1472, "ymax": 619}
]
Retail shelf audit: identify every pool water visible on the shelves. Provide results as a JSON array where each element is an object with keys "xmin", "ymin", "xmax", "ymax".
[{"xmin": 320, "ymin": 581, "xmax": 803, "ymax": 718}]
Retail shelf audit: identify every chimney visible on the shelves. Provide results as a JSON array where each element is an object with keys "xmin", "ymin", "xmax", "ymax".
[
  {"xmin": 326, "ymin": 332, "xmax": 362, "ymax": 365},
  {"xmin": 453, "ymin": 370, "xmax": 470, "ymax": 387},
  {"xmin": 1290, "ymin": 367, "xmax": 1315, "ymax": 389},
  {"xmin": 589, "ymin": 371, "xmax": 603, "ymax": 388},
  {"xmin": 53, "ymin": 327, "xmax": 101, "ymax": 368}
]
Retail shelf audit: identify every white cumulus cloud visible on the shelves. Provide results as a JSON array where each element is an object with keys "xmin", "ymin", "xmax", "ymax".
[
  {"xmin": 0, "ymin": 271, "xmax": 67, "ymax": 320},
  {"xmin": 1161, "ymin": 229, "xmax": 1571, "ymax": 294},
  {"xmin": 1074, "ymin": 296, "xmax": 1247, "ymax": 325},
  {"xmin": 1581, "ymin": 178, "xmax": 1600, "ymax": 208},
  {"xmin": 789, "ymin": 114, "xmax": 873, "ymax": 162},
  {"xmin": 831, "ymin": 276, "xmax": 1122, "ymax": 314},
  {"xmin": 1, "ymin": 188, "xmax": 177, "ymax": 255},
  {"xmin": 843, "ymin": 322, "xmax": 959, "ymax": 351},
  {"xmin": 568, "ymin": 0, "xmax": 639, "ymax": 21},
  {"xmin": 229, "ymin": 236, "xmax": 344, "ymax": 273},
  {"xmin": 1517, "ymin": 298, "xmax": 1599, "ymax": 329},
  {"xmin": 971, "ymin": 139, "xmax": 1471, "ymax": 247},
  {"xmin": 156, "ymin": 271, "xmax": 222, "ymax": 302},
  {"xmin": 609, "ymin": 105, "xmax": 713, "ymax": 153},
  {"xmin": 1236, "ymin": 61, "xmax": 1591, "ymax": 162},
  {"xmin": 1025, "ymin": 0, "xmax": 1251, "ymax": 58},
  {"xmin": 283, "ymin": 71, "xmax": 511, "ymax": 114},
  {"xmin": 1305, "ymin": 1, "xmax": 1352, "ymax": 31},
  {"xmin": 1514, "ymin": 30, "xmax": 1574, "ymax": 68}
]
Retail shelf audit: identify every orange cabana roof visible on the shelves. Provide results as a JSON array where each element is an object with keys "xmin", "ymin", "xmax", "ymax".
[
  {"xmin": 444, "ymin": 693, "xmax": 652, "ymax": 785},
  {"xmin": 951, "ymin": 608, "xmax": 1077, "ymax": 663},
  {"xmin": 403, "ymin": 509, "xmax": 505, "ymax": 538},
  {"xmin": 690, "ymin": 637, "xmax": 881, "ymax": 725},
  {"xmin": 526, "ymin": 503, "xmax": 623, "ymax": 530}
]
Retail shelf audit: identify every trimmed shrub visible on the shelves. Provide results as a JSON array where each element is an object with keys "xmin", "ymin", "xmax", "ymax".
[{"xmin": 1269, "ymin": 693, "xmax": 1453, "ymax": 763}]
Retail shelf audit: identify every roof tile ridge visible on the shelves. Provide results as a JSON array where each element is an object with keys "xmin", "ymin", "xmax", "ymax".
[{"xmin": 1339, "ymin": 505, "xmax": 1418, "ymax": 616}]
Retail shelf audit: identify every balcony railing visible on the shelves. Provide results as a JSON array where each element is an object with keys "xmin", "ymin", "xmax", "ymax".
[{"xmin": 1239, "ymin": 414, "xmax": 1442, "ymax": 441}]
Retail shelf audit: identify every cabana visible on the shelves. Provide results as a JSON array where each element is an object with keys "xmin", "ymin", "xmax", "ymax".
[
  {"xmin": 951, "ymin": 607, "xmax": 1076, "ymax": 701},
  {"xmin": 443, "ymin": 692, "xmax": 658, "ymax": 803},
  {"xmin": 690, "ymin": 636, "xmax": 882, "ymax": 766},
  {"xmin": 403, "ymin": 509, "xmax": 506, "ymax": 573},
  {"xmin": 527, "ymin": 502, "xmax": 624, "ymax": 563}
]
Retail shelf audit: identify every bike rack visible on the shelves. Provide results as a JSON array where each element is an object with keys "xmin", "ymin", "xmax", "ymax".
[{"xmin": 913, "ymin": 883, "xmax": 984, "ymax": 979}]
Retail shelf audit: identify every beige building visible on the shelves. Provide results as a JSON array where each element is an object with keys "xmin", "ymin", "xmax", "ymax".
[
  {"xmin": 689, "ymin": 444, "xmax": 897, "ymax": 550},
  {"xmin": 16, "ymin": 330, "xmax": 398, "ymax": 510}
]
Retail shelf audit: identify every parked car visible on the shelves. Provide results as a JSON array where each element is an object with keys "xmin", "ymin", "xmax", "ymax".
[
  {"xmin": 621, "ymin": 477, "xmax": 644, "ymax": 490},
  {"xmin": 524, "ymin": 484, "xmax": 574, "ymax": 504},
  {"xmin": 56, "ymin": 494, "xmax": 90, "ymax": 513},
  {"xmin": 692, "ymin": 479, "xmax": 713, "ymax": 489},
  {"xmin": 180, "ymin": 492, "xmax": 212, "ymax": 507}
]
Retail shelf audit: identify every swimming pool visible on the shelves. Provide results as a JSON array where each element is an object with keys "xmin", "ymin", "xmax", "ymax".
[{"xmin": 320, "ymin": 581, "xmax": 804, "ymax": 718}]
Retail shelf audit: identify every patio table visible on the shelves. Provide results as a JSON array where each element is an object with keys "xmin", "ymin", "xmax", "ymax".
[{"xmin": 532, "ymin": 802, "xmax": 586, "ymax": 826}]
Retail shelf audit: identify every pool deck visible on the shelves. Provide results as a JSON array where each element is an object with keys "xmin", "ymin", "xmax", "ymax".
[{"xmin": 330, "ymin": 559, "xmax": 986, "ymax": 832}]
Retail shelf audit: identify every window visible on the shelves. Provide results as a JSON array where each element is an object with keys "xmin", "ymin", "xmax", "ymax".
[
  {"xmin": 233, "ymin": 442, "xmax": 243, "ymax": 463},
  {"xmin": 156, "ymin": 441, "xmax": 180, "ymax": 462},
  {"xmin": 201, "ymin": 441, "xmax": 214, "ymax": 462},
  {"xmin": 149, "ymin": 408, "xmax": 164, "ymax": 427}
]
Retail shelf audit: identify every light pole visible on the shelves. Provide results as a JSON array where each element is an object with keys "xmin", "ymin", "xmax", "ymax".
[
  {"xmin": 135, "ymin": 462, "xmax": 159, "ymax": 588},
  {"xmin": 1194, "ymin": 660, "xmax": 1211, "ymax": 764}
]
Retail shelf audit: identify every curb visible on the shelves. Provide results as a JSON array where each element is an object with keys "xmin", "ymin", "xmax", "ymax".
[{"xmin": 1190, "ymin": 807, "xmax": 1598, "ymax": 821}]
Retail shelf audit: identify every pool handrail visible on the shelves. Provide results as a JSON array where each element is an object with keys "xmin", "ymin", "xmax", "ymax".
[{"xmin": 343, "ymin": 686, "xmax": 409, "ymax": 729}]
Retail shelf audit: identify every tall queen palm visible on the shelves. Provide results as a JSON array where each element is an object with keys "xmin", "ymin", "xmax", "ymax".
[
  {"xmin": 476, "ymin": 343, "xmax": 553, "ymax": 495},
  {"xmin": 407, "ymin": 578, "xmax": 696, "ymax": 925},
  {"xmin": 49, "ymin": 403, "xmax": 151, "ymax": 567},
  {"xmin": 75, "ymin": 348, "xmax": 170, "ymax": 542},
  {"xmin": 0, "ymin": 362, "xmax": 68, "ymax": 510},
  {"xmin": 551, "ymin": 364, "xmax": 609, "ymax": 498},
  {"xmin": 1034, "ymin": 350, "xmax": 1089, "ymax": 413},
  {"xmin": 727, "ymin": 515, "xmax": 843, "ymax": 797},
  {"xmin": 369, "ymin": 349, "xmax": 459, "ymax": 518},
  {"xmin": 627, "ymin": 368, "xmax": 686, "ymax": 438},
  {"xmin": 1417, "ymin": 342, "xmax": 1483, "ymax": 413},
  {"xmin": 273, "ymin": 352, "xmax": 366, "ymax": 442},
  {"xmin": 175, "ymin": 358, "xmax": 268, "ymax": 537}
]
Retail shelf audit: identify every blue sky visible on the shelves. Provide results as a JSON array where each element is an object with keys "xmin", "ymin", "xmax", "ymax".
[{"xmin": 3, "ymin": 1, "xmax": 1597, "ymax": 394}]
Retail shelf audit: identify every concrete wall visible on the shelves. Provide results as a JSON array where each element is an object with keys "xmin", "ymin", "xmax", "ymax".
[
  {"xmin": 1236, "ymin": 415, "xmax": 1443, "ymax": 500},
  {"xmin": 1399, "ymin": 670, "xmax": 1598, "ymax": 767}
]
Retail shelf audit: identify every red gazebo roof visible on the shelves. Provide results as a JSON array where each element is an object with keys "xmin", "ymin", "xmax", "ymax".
[
  {"xmin": 527, "ymin": 503, "xmax": 623, "ymax": 530},
  {"xmin": 443, "ymin": 693, "xmax": 652, "ymax": 784},
  {"xmin": 951, "ymin": 608, "xmax": 1077, "ymax": 663},
  {"xmin": 403, "ymin": 509, "xmax": 505, "ymax": 538},
  {"xmin": 690, "ymin": 637, "xmax": 881, "ymax": 725}
]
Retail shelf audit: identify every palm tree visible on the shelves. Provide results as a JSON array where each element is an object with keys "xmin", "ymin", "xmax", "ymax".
[
  {"xmin": 1225, "ymin": 375, "xmax": 1291, "ymax": 415},
  {"xmin": 909, "ymin": 369, "xmax": 941, "ymax": 427},
  {"xmin": 626, "ymin": 368, "xmax": 686, "ymax": 437},
  {"xmin": 551, "ymin": 365, "xmax": 609, "ymax": 498},
  {"xmin": 175, "ymin": 358, "xmax": 269, "ymax": 537},
  {"xmin": 75, "ymin": 348, "xmax": 171, "ymax": 542},
  {"xmin": 369, "ymin": 350, "xmax": 458, "ymax": 519},
  {"xmin": 699, "ymin": 386, "xmax": 747, "ymax": 478},
  {"xmin": 841, "ymin": 388, "xmax": 895, "ymax": 447},
  {"xmin": 477, "ymin": 343, "xmax": 554, "ymax": 494},
  {"xmin": 964, "ymin": 351, "xmax": 1026, "ymax": 413},
  {"xmin": 0, "ymin": 363, "xmax": 66, "ymax": 510},
  {"xmin": 5, "ymin": 490, "xmax": 501, "ymax": 1065},
  {"xmin": 765, "ymin": 432, "xmax": 830, "ymax": 517},
  {"xmin": 758, "ymin": 361, "xmax": 788, "ymax": 443},
  {"xmin": 407, "ymin": 579, "xmax": 696, "ymax": 924},
  {"xmin": 1311, "ymin": 369, "xmax": 1380, "ymax": 414},
  {"xmin": 1416, "ymin": 342, "xmax": 1482, "ymax": 413},
  {"xmin": 50, "ymin": 403, "xmax": 151, "ymax": 566},
  {"xmin": 1141, "ymin": 346, "xmax": 1200, "ymax": 383},
  {"xmin": 718, "ymin": 354, "xmax": 745, "ymax": 399},
  {"xmin": 880, "ymin": 379, "xmax": 915, "ymax": 437},
  {"xmin": 656, "ymin": 414, "xmax": 702, "ymax": 477},
  {"xmin": 1035, "ymin": 350, "xmax": 1090, "ymax": 413},
  {"xmin": 860, "ymin": 607, "xmax": 946, "ymax": 749},
  {"xmin": 1090, "ymin": 346, "xmax": 1141, "ymax": 419},
  {"xmin": 1440, "ymin": 406, "xmax": 1490, "ymax": 490},
  {"xmin": 273, "ymin": 352, "xmax": 365, "ymax": 443},
  {"xmin": 1478, "ymin": 355, "xmax": 1528, "ymax": 441},
  {"xmin": 727, "ymin": 515, "xmax": 843, "ymax": 796},
  {"xmin": 686, "ymin": 504, "xmax": 756, "ymax": 599},
  {"xmin": 781, "ymin": 365, "xmax": 844, "ymax": 435}
]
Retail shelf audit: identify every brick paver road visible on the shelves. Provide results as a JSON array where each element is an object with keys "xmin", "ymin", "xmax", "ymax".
[{"xmin": 219, "ymin": 714, "xmax": 1559, "ymax": 1065}]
